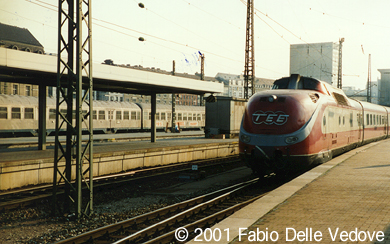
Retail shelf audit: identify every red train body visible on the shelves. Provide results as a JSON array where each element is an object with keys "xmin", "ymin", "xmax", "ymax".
[{"xmin": 239, "ymin": 74, "xmax": 389, "ymax": 175}]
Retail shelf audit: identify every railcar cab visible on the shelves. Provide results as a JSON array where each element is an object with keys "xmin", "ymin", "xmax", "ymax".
[{"xmin": 272, "ymin": 74, "xmax": 329, "ymax": 95}]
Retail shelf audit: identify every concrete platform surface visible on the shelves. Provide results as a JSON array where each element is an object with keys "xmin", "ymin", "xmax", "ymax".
[{"xmin": 187, "ymin": 139, "xmax": 390, "ymax": 244}]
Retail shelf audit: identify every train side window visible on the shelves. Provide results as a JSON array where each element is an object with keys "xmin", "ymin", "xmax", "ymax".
[
  {"xmin": 338, "ymin": 116, "xmax": 341, "ymax": 126},
  {"xmin": 49, "ymin": 109, "xmax": 56, "ymax": 120},
  {"xmin": 148, "ymin": 112, "xmax": 152, "ymax": 120},
  {"xmin": 188, "ymin": 113, "xmax": 192, "ymax": 120},
  {"xmin": 130, "ymin": 111, "xmax": 136, "ymax": 120},
  {"xmin": 161, "ymin": 112, "xmax": 166, "ymax": 120},
  {"xmin": 25, "ymin": 108, "xmax": 34, "ymax": 119},
  {"xmin": 198, "ymin": 113, "xmax": 201, "ymax": 121},
  {"xmin": 370, "ymin": 114, "xmax": 372, "ymax": 125},
  {"xmin": 99, "ymin": 111, "xmax": 105, "ymax": 120},
  {"xmin": 116, "ymin": 111, "xmax": 122, "ymax": 120},
  {"xmin": 156, "ymin": 112, "xmax": 160, "ymax": 120},
  {"xmin": 349, "ymin": 113, "xmax": 353, "ymax": 127},
  {"xmin": 11, "ymin": 107, "xmax": 21, "ymax": 119},
  {"xmin": 167, "ymin": 112, "xmax": 171, "ymax": 120},
  {"xmin": 178, "ymin": 113, "xmax": 182, "ymax": 120},
  {"xmin": 0, "ymin": 107, "xmax": 7, "ymax": 119},
  {"xmin": 183, "ymin": 113, "xmax": 187, "ymax": 121},
  {"xmin": 323, "ymin": 116, "xmax": 326, "ymax": 126},
  {"xmin": 366, "ymin": 114, "xmax": 369, "ymax": 125},
  {"xmin": 202, "ymin": 113, "xmax": 205, "ymax": 121},
  {"xmin": 93, "ymin": 110, "xmax": 97, "ymax": 120}
]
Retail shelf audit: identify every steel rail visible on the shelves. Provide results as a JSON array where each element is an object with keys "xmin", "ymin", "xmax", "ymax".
[
  {"xmin": 54, "ymin": 178, "xmax": 258, "ymax": 244},
  {"xmin": 0, "ymin": 156, "xmax": 240, "ymax": 211}
]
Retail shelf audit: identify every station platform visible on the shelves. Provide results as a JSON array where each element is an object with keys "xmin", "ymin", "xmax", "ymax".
[
  {"xmin": 189, "ymin": 139, "xmax": 390, "ymax": 244},
  {"xmin": 0, "ymin": 135, "xmax": 237, "ymax": 191}
]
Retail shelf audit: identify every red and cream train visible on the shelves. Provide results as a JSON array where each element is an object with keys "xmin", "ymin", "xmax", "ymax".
[{"xmin": 239, "ymin": 74, "xmax": 388, "ymax": 175}]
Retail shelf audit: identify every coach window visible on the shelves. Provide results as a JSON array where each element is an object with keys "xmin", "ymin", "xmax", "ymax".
[
  {"xmin": 99, "ymin": 111, "xmax": 105, "ymax": 120},
  {"xmin": 198, "ymin": 113, "xmax": 201, "ymax": 121},
  {"xmin": 366, "ymin": 114, "xmax": 369, "ymax": 125},
  {"xmin": 124, "ymin": 111, "xmax": 129, "ymax": 120},
  {"xmin": 339, "ymin": 116, "xmax": 341, "ymax": 126},
  {"xmin": 148, "ymin": 112, "xmax": 152, "ymax": 120},
  {"xmin": 25, "ymin": 108, "xmax": 34, "ymax": 119},
  {"xmin": 323, "ymin": 116, "xmax": 326, "ymax": 126},
  {"xmin": 0, "ymin": 107, "xmax": 7, "ymax": 119},
  {"xmin": 156, "ymin": 112, "xmax": 160, "ymax": 120},
  {"xmin": 183, "ymin": 113, "xmax": 187, "ymax": 121},
  {"xmin": 167, "ymin": 112, "xmax": 171, "ymax": 121},
  {"xmin": 178, "ymin": 113, "xmax": 182, "ymax": 120},
  {"xmin": 202, "ymin": 113, "xmax": 205, "ymax": 121},
  {"xmin": 116, "ymin": 111, "xmax": 122, "ymax": 120},
  {"xmin": 11, "ymin": 107, "xmax": 21, "ymax": 119},
  {"xmin": 93, "ymin": 110, "xmax": 97, "ymax": 120},
  {"xmin": 131, "ymin": 111, "xmax": 136, "ymax": 120},
  {"xmin": 370, "ymin": 114, "xmax": 372, "ymax": 125},
  {"xmin": 161, "ymin": 112, "xmax": 166, "ymax": 120},
  {"xmin": 343, "ymin": 116, "xmax": 345, "ymax": 125},
  {"xmin": 130, "ymin": 111, "xmax": 137, "ymax": 120},
  {"xmin": 49, "ymin": 109, "xmax": 56, "ymax": 120}
]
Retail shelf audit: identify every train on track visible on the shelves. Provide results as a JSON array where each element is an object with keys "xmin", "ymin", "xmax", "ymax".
[
  {"xmin": 239, "ymin": 74, "xmax": 389, "ymax": 175},
  {"xmin": 0, "ymin": 94, "xmax": 205, "ymax": 137}
]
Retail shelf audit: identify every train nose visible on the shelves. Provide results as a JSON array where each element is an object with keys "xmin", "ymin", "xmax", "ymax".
[{"xmin": 243, "ymin": 94, "xmax": 310, "ymax": 135}]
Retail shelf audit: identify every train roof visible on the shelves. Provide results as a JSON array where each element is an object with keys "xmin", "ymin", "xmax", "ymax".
[
  {"xmin": 0, "ymin": 94, "xmax": 39, "ymax": 106},
  {"xmin": 136, "ymin": 103, "xmax": 205, "ymax": 112},
  {"xmin": 0, "ymin": 95, "xmax": 141, "ymax": 109}
]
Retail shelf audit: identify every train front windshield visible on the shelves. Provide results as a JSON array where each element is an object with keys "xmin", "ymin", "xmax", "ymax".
[{"xmin": 272, "ymin": 77, "xmax": 325, "ymax": 93}]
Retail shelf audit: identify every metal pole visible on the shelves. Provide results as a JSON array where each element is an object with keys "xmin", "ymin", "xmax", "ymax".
[
  {"xmin": 367, "ymin": 54, "xmax": 371, "ymax": 103},
  {"xmin": 151, "ymin": 93, "xmax": 156, "ymax": 142},
  {"xmin": 38, "ymin": 85, "xmax": 46, "ymax": 150},
  {"xmin": 337, "ymin": 38, "xmax": 344, "ymax": 89}
]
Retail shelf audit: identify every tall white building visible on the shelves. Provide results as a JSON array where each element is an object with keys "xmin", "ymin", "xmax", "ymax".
[{"xmin": 290, "ymin": 42, "xmax": 339, "ymax": 85}]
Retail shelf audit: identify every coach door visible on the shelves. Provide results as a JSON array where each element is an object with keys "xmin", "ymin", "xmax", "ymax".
[
  {"xmin": 108, "ymin": 110, "xmax": 114, "ymax": 130},
  {"xmin": 357, "ymin": 112, "xmax": 363, "ymax": 143}
]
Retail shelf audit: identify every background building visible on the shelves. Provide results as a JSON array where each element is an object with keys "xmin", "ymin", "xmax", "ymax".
[
  {"xmin": 290, "ymin": 42, "xmax": 339, "ymax": 85},
  {"xmin": 0, "ymin": 23, "xmax": 45, "ymax": 97},
  {"xmin": 215, "ymin": 73, "xmax": 274, "ymax": 98},
  {"xmin": 342, "ymin": 83, "xmax": 378, "ymax": 103}
]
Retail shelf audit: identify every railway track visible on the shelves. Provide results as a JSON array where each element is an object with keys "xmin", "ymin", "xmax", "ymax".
[
  {"xmin": 0, "ymin": 156, "xmax": 242, "ymax": 212},
  {"xmin": 55, "ymin": 178, "xmax": 267, "ymax": 244}
]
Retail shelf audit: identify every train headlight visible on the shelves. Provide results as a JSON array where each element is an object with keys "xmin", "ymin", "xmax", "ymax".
[
  {"xmin": 285, "ymin": 136, "xmax": 298, "ymax": 144},
  {"xmin": 268, "ymin": 95, "xmax": 277, "ymax": 102},
  {"xmin": 240, "ymin": 134, "xmax": 251, "ymax": 143}
]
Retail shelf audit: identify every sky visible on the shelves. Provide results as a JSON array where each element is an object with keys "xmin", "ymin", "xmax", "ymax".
[{"xmin": 0, "ymin": 0, "xmax": 389, "ymax": 89}]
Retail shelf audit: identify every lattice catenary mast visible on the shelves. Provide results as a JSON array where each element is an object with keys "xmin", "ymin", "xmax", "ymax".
[
  {"xmin": 53, "ymin": 0, "xmax": 93, "ymax": 218},
  {"xmin": 244, "ymin": 0, "xmax": 255, "ymax": 100}
]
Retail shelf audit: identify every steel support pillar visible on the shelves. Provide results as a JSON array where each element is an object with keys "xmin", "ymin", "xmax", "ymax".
[
  {"xmin": 171, "ymin": 61, "xmax": 176, "ymax": 133},
  {"xmin": 53, "ymin": 0, "xmax": 93, "ymax": 218},
  {"xmin": 172, "ymin": 94, "xmax": 176, "ymax": 132},
  {"xmin": 38, "ymin": 85, "xmax": 46, "ymax": 150},
  {"xmin": 151, "ymin": 93, "xmax": 156, "ymax": 142}
]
